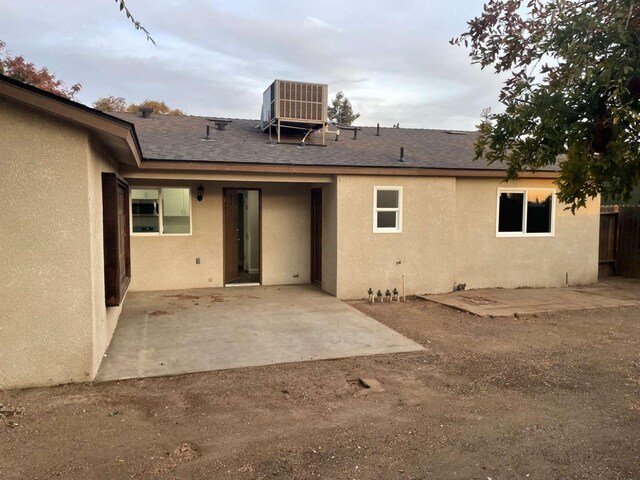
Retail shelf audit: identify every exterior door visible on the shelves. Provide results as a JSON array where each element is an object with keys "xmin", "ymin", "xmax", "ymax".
[
  {"xmin": 311, "ymin": 188, "xmax": 322, "ymax": 283},
  {"xmin": 224, "ymin": 190, "xmax": 239, "ymax": 283}
]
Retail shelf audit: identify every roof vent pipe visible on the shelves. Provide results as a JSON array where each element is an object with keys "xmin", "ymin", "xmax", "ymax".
[
  {"xmin": 208, "ymin": 118, "xmax": 232, "ymax": 131},
  {"xmin": 399, "ymin": 147, "xmax": 405, "ymax": 162},
  {"xmin": 140, "ymin": 107, "xmax": 154, "ymax": 119},
  {"xmin": 376, "ymin": 123, "xmax": 380, "ymax": 136}
]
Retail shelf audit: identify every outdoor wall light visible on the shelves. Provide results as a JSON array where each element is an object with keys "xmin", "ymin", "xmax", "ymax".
[{"xmin": 197, "ymin": 184, "xmax": 204, "ymax": 202}]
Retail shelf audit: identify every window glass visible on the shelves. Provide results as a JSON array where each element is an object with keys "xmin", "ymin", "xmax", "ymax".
[
  {"xmin": 131, "ymin": 188, "xmax": 159, "ymax": 233},
  {"xmin": 374, "ymin": 187, "xmax": 402, "ymax": 232},
  {"xmin": 526, "ymin": 191, "xmax": 553, "ymax": 233},
  {"xmin": 498, "ymin": 192, "xmax": 524, "ymax": 232},
  {"xmin": 377, "ymin": 190, "xmax": 399, "ymax": 209},
  {"xmin": 377, "ymin": 211, "xmax": 397, "ymax": 229},
  {"xmin": 161, "ymin": 188, "xmax": 190, "ymax": 234}
]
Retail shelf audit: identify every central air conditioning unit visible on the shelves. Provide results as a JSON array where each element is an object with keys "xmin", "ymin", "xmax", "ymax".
[{"xmin": 261, "ymin": 79, "xmax": 328, "ymax": 143}]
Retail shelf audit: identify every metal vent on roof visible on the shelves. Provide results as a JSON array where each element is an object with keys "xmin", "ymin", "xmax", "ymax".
[
  {"xmin": 208, "ymin": 118, "xmax": 232, "ymax": 131},
  {"xmin": 140, "ymin": 107, "xmax": 154, "ymax": 119},
  {"xmin": 443, "ymin": 130, "xmax": 467, "ymax": 135}
]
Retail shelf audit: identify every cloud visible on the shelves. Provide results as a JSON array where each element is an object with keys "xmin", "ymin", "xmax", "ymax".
[
  {"xmin": 1, "ymin": 0, "xmax": 502, "ymax": 129},
  {"xmin": 303, "ymin": 16, "xmax": 334, "ymax": 30}
]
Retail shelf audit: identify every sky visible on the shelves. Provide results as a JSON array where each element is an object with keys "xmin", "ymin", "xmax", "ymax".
[{"xmin": 1, "ymin": 0, "xmax": 506, "ymax": 130}]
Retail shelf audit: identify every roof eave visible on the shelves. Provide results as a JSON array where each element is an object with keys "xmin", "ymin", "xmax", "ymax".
[
  {"xmin": 0, "ymin": 75, "xmax": 142, "ymax": 167},
  {"xmin": 136, "ymin": 158, "xmax": 560, "ymax": 178}
]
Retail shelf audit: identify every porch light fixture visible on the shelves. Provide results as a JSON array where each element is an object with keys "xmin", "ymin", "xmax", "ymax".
[{"xmin": 197, "ymin": 184, "xmax": 204, "ymax": 202}]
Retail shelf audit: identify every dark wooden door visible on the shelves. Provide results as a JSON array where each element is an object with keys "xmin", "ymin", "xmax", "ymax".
[
  {"xmin": 224, "ymin": 190, "xmax": 239, "ymax": 283},
  {"xmin": 311, "ymin": 188, "xmax": 322, "ymax": 283}
]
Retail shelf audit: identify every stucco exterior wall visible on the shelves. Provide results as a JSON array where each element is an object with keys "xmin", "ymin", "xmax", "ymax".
[
  {"xmin": 321, "ymin": 181, "xmax": 338, "ymax": 296},
  {"xmin": 261, "ymin": 183, "xmax": 311, "ymax": 285},
  {"xmin": 335, "ymin": 175, "xmax": 457, "ymax": 299},
  {"xmin": 87, "ymin": 141, "xmax": 124, "ymax": 375},
  {"xmin": 129, "ymin": 180, "xmax": 223, "ymax": 291},
  {"xmin": 0, "ymin": 99, "xmax": 96, "ymax": 388},
  {"xmin": 454, "ymin": 178, "xmax": 600, "ymax": 289},
  {"xmin": 129, "ymin": 182, "xmax": 311, "ymax": 291}
]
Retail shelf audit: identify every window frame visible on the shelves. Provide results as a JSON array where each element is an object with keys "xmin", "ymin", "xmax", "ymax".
[
  {"xmin": 130, "ymin": 186, "xmax": 192, "ymax": 236},
  {"xmin": 495, "ymin": 187, "xmax": 556, "ymax": 238},
  {"xmin": 373, "ymin": 186, "xmax": 403, "ymax": 233}
]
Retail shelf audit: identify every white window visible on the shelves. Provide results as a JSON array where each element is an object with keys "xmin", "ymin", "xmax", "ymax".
[
  {"xmin": 373, "ymin": 186, "xmax": 402, "ymax": 233},
  {"xmin": 131, "ymin": 187, "xmax": 191, "ymax": 235},
  {"xmin": 496, "ymin": 188, "xmax": 555, "ymax": 237}
]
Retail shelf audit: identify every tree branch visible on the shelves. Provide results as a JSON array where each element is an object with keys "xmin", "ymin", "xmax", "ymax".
[{"xmin": 115, "ymin": 0, "xmax": 156, "ymax": 45}]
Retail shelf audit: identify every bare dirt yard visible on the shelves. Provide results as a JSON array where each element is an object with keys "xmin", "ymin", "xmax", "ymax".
[{"xmin": 2, "ymin": 289, "xmax": 640, "ymax": 479}]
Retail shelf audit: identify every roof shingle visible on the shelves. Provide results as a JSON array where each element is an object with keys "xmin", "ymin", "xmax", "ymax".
[{"xmin": 111, "ymin": 112, "xmax": 539, "ymax": 171}]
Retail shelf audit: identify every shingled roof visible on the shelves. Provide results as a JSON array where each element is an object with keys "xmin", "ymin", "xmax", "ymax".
[{"xmin": 111, "ymin": 112, "xmax": 511, "ymax": 171}]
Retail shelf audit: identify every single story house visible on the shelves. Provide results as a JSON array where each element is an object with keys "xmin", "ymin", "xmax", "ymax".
[{"xmin": 0, "ymin": 76, "xmax": 600, "ymax": 389}]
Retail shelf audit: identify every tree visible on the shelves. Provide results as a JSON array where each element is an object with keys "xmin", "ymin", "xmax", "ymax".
[
  {"xmin": 93, "ymin": 96, "xmax": 127, "ymax": 112},
  {"xmin": 328, "ymin": 91, "xmax": 360, "ymax": 126},
  {"xmin": 114, "ymin": 0, "xmax": 155, "ymax": 45},
  {"xmin": 452, "ymin": 1, "xmax": 640, "ymax": 210},
  {"xmin": 0, "ymin": 41, "xmax": 81, "ymax": 99},
  {"xmin": 126, "ymin": 99, "xmax": 184, "ymax": 116}
]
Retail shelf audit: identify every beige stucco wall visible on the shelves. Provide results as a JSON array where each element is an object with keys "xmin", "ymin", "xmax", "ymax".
[
  {"xmin": 454, "ymin": 178, "xmax": 600, "ymax": 289},
  {"xmin": 0, "ymin": 99, "xmax": 130, "ymax": 388},
  {"xmin": 0, "ymin": 99, "xmax": 96, "ymax": 388},
  {"xmin": 261, "ymin": 183, "xmax": 311, "ymax": 285},
  {"xmin": 321, "ymin": 181, "xmax": 338, "ymax": 296},
  {"xmin": 129, "ymin": 182, "xmax": 311, "ymax": 291},
  {"xmin": 87, "ymin": 141, "xmax": 124, "ymax": 376},
  {"xmin": 335, "ymin": 175, "xmax": 457, "ymax": 299},
  {"xmin": 129, "ymin": 180, "xmax": 223, "ymax": 290}
]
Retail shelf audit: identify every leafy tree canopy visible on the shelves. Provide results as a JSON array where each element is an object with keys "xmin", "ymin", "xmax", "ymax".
[
  {"xmin": 452, "ymin": 0, "xmax": 640, "ymax": 210},
  {"xmin": 328, "ymin": 91, "xmax": 360, "ymax": 126},
  {"xmin": 93, "ymin": 97, "xmax": 185, "ymax": 115},
  {"xmin": 126, "ymin": 99, "xmax": 184, "ymax": 116},
  {"xmin": 0, "ymin": 41, "xmax": 81, "ymax": 99},
  {"xmin": 92, "ymin": 96, "xmax": 127, "ymax": 112}
]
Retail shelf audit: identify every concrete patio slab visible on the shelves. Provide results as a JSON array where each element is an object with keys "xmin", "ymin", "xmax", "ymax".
[
  {"xmin": 419, "ymin": 281, "xmax": 640, "ymax": 317},
  {"xmin": 96, "ymin": 285, "xmax": 423, "ymax": 382}
]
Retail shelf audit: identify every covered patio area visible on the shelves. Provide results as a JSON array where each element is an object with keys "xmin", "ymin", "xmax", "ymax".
[{"xmin": 96, "ymin": 285, "xmax": 423, "ymax": 382}]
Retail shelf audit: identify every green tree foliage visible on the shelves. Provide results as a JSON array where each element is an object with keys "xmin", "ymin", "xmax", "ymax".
[
  {"xmin": 126, "ymin": 99, "xmax": 184, "ymax": 116},
  {"xmin": 0, "ymin": 41, "xmax": 81, "ymax": 99},
  {"xmin": 92, "ymin": 96, "xmax": 127, "ymax": 112},
  {"xmin": 328, "ymin": 91, "xmax": 360, "ymax": 126},
  {"xmin": 452, "ymin": 1, "xmax": 640, "ymax": 210}
]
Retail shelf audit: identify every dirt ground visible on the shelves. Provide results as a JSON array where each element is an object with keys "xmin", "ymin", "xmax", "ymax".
[{"xmin": 2, "ymin": 292, "xmax": 640, "ymax": 479}]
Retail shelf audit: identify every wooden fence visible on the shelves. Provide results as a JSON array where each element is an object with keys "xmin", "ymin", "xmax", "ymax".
[{"xmin": 599, "ymin": 205, "xmax": 640, "ymax": 278}]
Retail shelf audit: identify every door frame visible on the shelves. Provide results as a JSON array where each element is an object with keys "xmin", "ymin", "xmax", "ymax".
[
  {"xmin": 310, "ymin": 187, "xmax": 322, "ymax": 284},
  {"xmin": 223, "ymin": 187, "xmax": 262, "ymax": 285}
]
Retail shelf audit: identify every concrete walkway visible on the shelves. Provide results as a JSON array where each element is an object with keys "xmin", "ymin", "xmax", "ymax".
[
  {"xmin": 96, "ymin": 285, "xmax": 423, "ymax": 382},
  {"xmin": 420, "ymin": 280, "xmax": 640, "ymax": 317}
]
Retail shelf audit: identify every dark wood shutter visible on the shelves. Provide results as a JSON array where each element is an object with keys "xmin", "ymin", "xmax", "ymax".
[{"xmin": 102, "ymin": 173, "xmax": 131, "ymax": 306}]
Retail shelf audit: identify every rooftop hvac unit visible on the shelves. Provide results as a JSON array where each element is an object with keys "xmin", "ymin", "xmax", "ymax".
[{"xmin": 261, "ymin": 80, "xmax": 328, "ymax": 143}]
